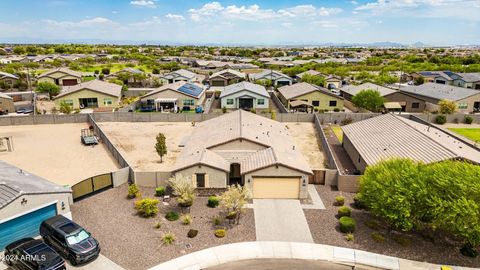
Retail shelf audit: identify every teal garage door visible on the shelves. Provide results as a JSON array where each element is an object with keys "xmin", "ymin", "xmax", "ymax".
[{"xmin": 0, "ymin": 203, "xmax": 57, "ymax": 250}]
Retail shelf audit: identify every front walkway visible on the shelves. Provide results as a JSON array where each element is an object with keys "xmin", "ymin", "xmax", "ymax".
[{"xmin": 253, "ymin": 199, "xmax": 314, "ymax": 243}]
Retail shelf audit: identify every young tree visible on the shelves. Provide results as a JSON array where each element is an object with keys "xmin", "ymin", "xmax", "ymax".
[
  {"xmin": 351, "ymin": 89, "xmax": 385, "ymax": 112},
  {"xmin": 58, "ymin": 101, "xmax": 72, "ymax": 114},
  {"xmin": 168, "ymin": 175, "xmax": 195, "ymax": 209},
  {"xmin": 438, "ymin": 99, "xmax": 457, "ymax": 114},
  {"xmin": 301, "ymin": 74, "xmax": 326, "ymax": 87},
  {"xmin": 36, "ymin": 81, "xmax": 60, "ymax": 99},
  {"xmin": 220, "ymin": 184, "xmax": 251, "ymax": 225},
  {"xmin": 155, "ymin": 133, "xmax": 167, "ymax": 163},
  {"xmin": 414, "ymin": 76, "xmax": 425, "ymax": 85}
]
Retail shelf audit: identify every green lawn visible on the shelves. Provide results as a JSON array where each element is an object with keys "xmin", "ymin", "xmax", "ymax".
[
  {"xmin": 448, "ymin": 128, "xmax": 480, "ymax": 142},
  {"xmin": 331, "ymin": 126, "xmax": 343, "ymax": 142}
]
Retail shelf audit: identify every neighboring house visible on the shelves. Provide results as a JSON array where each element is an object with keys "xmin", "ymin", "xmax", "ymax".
[
  {"xmin": 139, "ymin": 81, "xmax": 205, "ymax": 112},
  {"xmin": 249, "ymin": 70, "xmax": 293, "ymax": 86},
  {"xmin": 161, "ymin": 69, "xmax": 200, "ymax": 84},
  {"xmin": 0, "ymin": 93, "xmax": 14, "ymax": 114},
  {"xmin": 0, "ymin": 161, "xmax": 72, "ymax": 250},
  {"xmin": 453, "ymin": 73, "xmax": 480, "ymax": 89},
  {"xmin": 209, "ymin": 69, "xmax": 246, "ymax": 87},
  {"xmin": 53, "ymin": 80, "xmax": 122, "ymax": 110},
  {"xmin": 295, "ymin": 70, "xmax": 322, "ymax": 82},
  {"xmin": 278, "ymin": 82, "xmax": 344, "ymax": 111},
  {"xmin": 0, "ymin": 71, "xmax": 19, "ymax": 89},
  {"xmin": 340, "ymin": 83, "xmax": 427, "ymax": 113},
  {"xmin": 106, "ymin": 68, "xmax": 146, "ymax": 86},
  {"xmin": 3, "ymin": 92, "xmax": 34, "ymax": 111},
  {"xmin": 220, "ymin": 81, "xmax": 269, "ymax": 110},
  {"xmin": 400, "ymin": 83, "xmax": 480, "ymax": 113},
  {"xmin": 193, "ymin": 60, "xmax": 232, "ymax": 69},
  {"xmin": 172, "ymin": 110, "xmax": 312, "ymax": 199},
  {"xmin": 342, "ymin": 114, "xmax": 480, "ymax": 174},
  {"xmin": 407, "ymin": 71, "xmax": 459, "ymax": 85},
  {"xmin": 37, "ymin": 68, "xmax": 82, "ymax": 86},
  {"xmin": 325, "ymin": 75, "xmax": 342, "ymax": 89}
]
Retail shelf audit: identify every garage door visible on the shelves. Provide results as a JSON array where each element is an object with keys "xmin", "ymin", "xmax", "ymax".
[
  {"xmin": 62, "ymin": 79, "xmax": 78, "ymax": 86},
  {"xmin": 252, "ymin": 177, "xmax": 300, "ymax": 199},
  {"xmin": 0, "ymin": 203, "xmax": 57, "ymax": 250}
]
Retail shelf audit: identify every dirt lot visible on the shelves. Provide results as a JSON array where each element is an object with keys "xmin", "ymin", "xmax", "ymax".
[
  {"xmin": 0, "ymin": 123, "xmax": 119, "ymax": 186},
  {"xmin": 286, "ymin": 122, "xmax": 325, "ymax": 169},
  {"xmin": 305, "ymin": 185, "xmax": 480, "ymax": 268},
  {"xmin": 72, "ymin": 185, "xmax": 255, "ymax": 270},
  {"xmin": 98, "ymin": 122, "xmax": 194, "ymax": 171}
]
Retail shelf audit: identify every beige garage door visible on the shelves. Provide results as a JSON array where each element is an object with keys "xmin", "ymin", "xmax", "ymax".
[{"xmin": 252, "ymin": 177, "xmax": 300, "ymax": 199}]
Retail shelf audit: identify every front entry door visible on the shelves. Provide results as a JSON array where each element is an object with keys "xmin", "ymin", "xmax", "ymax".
[{"xmin": 239, "ymin": 98, "xmax": 253, "ymax": 110}]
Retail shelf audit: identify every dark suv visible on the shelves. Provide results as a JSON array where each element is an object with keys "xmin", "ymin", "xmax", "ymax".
[
  {"xmin": 39, "ymin": 215, "xmax": 100, "ymax": 265},
  {"xmin": 4, "ymin": 238, "xmax": 66, "ymax": 270}
]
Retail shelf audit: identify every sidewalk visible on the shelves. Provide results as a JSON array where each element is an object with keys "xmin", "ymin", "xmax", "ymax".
[{"xmin": 148, "ymin": 241, "xmax": 477, "ymax": 270}]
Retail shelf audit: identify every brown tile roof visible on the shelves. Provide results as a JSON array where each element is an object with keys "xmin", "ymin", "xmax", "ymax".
[
  {"xmin": 278, "ymin": 82, "xmax": 342, "ymax": 100},
  {"xmin": 54, "ymin": 80, "xmax": 122, "ymax": 99}
]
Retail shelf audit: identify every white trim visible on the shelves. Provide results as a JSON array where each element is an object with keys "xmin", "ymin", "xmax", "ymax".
[{"xmin": 0, "ymin": 200, "xmax": 58, "ymax": 224}]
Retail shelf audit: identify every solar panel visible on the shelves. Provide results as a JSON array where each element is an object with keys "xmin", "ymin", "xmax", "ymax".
[{"xmin": 178, "ymin": 83, "xmax": 203, "ymax": 97}]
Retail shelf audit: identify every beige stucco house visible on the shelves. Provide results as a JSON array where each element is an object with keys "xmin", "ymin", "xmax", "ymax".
[
  {"xmin": 171, "ymin": 110, "xmax": 313, "ymax": 199},
  {"xmin": 0, "ymin": 71, "xmax": 19, "ymax": 89},
  {"xmin": 0, "ymin": 93, "xmax": 14, "ymax": 114},
  {"xmin": 53, "ymin": 80, "xmax": 122, "ymax": 110},
  {"xmin": 37, "ymin": 68, "xmax": 82, "ymax": 86},
  {"xmin": 278, "ymin": 82, "xmax": 344, "ymax": 112},
  {"xmin": 209, "ymin": 69, "xmax": 246, "ymax": 87},
  {"xmin": 139, "ymin": 81, "xmax": 206, "ymax": 112}
]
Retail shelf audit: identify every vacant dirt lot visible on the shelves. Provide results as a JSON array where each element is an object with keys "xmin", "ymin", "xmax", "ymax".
[
  {"xmin": 0, "ymin": 123, "xmax": 119, "ymax": 186},
  {"xmin": 286, "ymin": 122, "xmax": 325, "ymax": 169},
  {"xmin": 98, "ymin": 122, "xmax": 194, "ymax": 171}
]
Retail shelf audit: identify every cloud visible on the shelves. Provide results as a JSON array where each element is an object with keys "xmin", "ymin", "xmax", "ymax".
[
  {"xmin": 43, "ymin": 17, "xmax": 116, "ymax": 28},
  {"xmin": 166, "ymin": 14, "xmax": 185, "ymax": 22},
  {"xmin": 130, "ymin": 0, "xmax": 157, "ymax": 8}
]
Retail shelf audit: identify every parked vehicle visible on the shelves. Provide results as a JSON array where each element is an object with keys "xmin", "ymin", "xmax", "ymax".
[
  {"xmin": 4, "ymin": 237, "xmax": 66, "ymax": 270},
  {"xmin": 40, "ymin": 215, "xmax": 100, "ymax": 265}
]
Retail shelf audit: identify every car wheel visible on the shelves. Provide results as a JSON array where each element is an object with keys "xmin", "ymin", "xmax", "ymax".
[{"xmin": 70, "ymin": 256, "xmax": 77, "ymax": 266}]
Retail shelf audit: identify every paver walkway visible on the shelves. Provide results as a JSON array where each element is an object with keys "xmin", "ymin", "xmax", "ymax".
[{"xmin": 253, "ymin": 199, "xmax": 314, "ymax": 243}]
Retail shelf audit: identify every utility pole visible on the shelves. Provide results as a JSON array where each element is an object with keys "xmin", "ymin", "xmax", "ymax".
[{"xmin": 25, "ymin": 60, "xmax": 36, "ymax": 115}]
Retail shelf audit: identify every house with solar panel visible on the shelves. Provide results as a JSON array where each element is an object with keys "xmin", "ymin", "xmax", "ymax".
[{"xmin": 139, "ymin": 81, "xmax": 206, "ymax": 112}]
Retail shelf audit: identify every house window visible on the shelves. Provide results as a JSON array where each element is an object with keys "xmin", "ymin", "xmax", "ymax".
[
  {"xmin": 227, "ymin": 99, "xmax": 234, "ymax": 105},
  {"xmin": 183, "ymin": 99, "xmax": 195, "ymax": 106},
  {"xmin": 257, "ymin": 99, "xmax": 265, "ymax": 105},
  {"xmin": 104, "ymin": 98, "xmax": 112, "ymax": 105},
  {"xmin": 312, "ymin": 100, "xmax": 320, "ymax": 106},
  {"xmin": 196, "ymin": 174, "xmax": 205, "ymax": 188},
  {"xmin": 411, "ymin": 102, "xmax": 420, "ymax": 109},
  {"xmin": 458, "ymin": 103, "xmax": 468, "ymax": 109},
  {"xmin": 329, "ymin": 100, "xmax": 337, "ymax": 107}
]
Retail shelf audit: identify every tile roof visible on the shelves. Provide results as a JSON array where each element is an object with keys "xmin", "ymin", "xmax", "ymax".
[
  {"xmin": 219, "ymin": 81, "xmax": 269, "ymax": 98},
  {"xmin": 162, "ymin": 69, "xmax": 197, "ymax": 80},
  {"xmin": 210, "ymin": 69, "xmax": 245, "ymax": 79},
  {"xmin": 278, "ymin": 82, "xmax": 342, "ymax": 100},
  {"xmin": 340, "ymin": 83, "xmax": 397, "ymax": 97},
  {"xmin": 38, "ymin": 68, "xmax": 82, "ymax": 79},
  {"xmin": 141, "ymin": 81, "xmax": 205, "ymax": 99},
  {"xmin": 55, "ymin": 79, "xmax": 122, "ymax": 99},
  {"xmin": 457, "ymin": 73, "xmax": 480, "ymax": 83},
  {"xmin": 249, "ymin": 69, "xmax": 292, "ymax": 81},
  {"xmin": 400, "ymin": 82, "xmax": 480, "ymax": 101}
]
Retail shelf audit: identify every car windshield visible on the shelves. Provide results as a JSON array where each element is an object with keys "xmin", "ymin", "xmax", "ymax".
[{"xmin": 66, "ymin": 229, "xmax": 90, "ymax": 245}]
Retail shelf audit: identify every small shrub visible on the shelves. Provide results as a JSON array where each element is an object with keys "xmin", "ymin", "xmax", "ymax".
[
  {"xmin": 465, "ymin": 116, "xmax": 473, "ymax": 124},
  {"xmin": 335, "ymin": 196, "xmax": 345, "ymax": 206},
  {"xmin": 371, "ymin": 232, "xmax": 386, "ymax": 243},
  {"xmin": 352, "ymin": 194, "xmax": 364, "ymax": 209},
  {"xmin": 338, "ymin": 206, "xmax": 351, "ymax": 218},
  {"xmin": 127, "ymin": 184, "xmax": 140, "ymax": 199},
  {"xmin": 222, "ymin": 106, "xmax": 227, "ymax": 113},
  {"xmin": 154, "ymin": 221, "xmax": 162, "ymax": 229},
  {"xmin": 333, "ymin": 108, "xmax": 340, "ymax": 112},
  {"xmin": 435, "ymin": 115, "xmax": 446, "ymax": 125},
  {"xmin": 135, "ymin": 198, "xmax": 159, "ymax": 218},
  {"xmin": 214, "ymin": 229, "xmax": 226, "ymax": 238},
  {"xmin": 165, "ymin": 211, "xmax": 180, "ymax": 221},
  {"xmin": 392, "ymin": 234, "xmax": 411, "ymax": 247},
  {"xmin": 155, "ymin": 186, "xmax": 166, "ymax": 197},
  {"xmin": 345, "ymin": 233, "xmax": 354, "ymax": 242},
  {"xmin": 212, "ymin": 215, "xmax": 223, "ymax": 226},
  {"xmin": 460, "ymin": 243, "xmax": 478, "ymax": 258},
  {"xmin": 339, "ymin": 216, "xmax": 356, "ymax": 233},
  {"xmin": 207, "ymin": 196, "xmax": 220, "ymax": 208},
  {"xmin": 226, "ymin": 211, "xmax": 237, "ymax": 220},
  {"xmin": 187, "ymin": 229, "xmax": 198, "ymax": 238},
  {"xmin": 453, "ymin": 118, "xmax": 459, "ymax": 124},
  {"xmin": 341, "ymin": 118, "xmax": 353, "ymax": 125},
  {"xmin": 162, "ymin": 232, "xmax": 176, "ymax": 245},
  {"xmin": 364, "ymin": 220, "xmax": 379, "ymax": 230},
  {"xmin": 182, "ymin": 214, "xmax": 192, "ymax": 225}
]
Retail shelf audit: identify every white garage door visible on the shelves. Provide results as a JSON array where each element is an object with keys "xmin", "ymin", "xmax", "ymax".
[{"xmin": 252, "ymin": 177, "xmax": 300, "ymax": 199}]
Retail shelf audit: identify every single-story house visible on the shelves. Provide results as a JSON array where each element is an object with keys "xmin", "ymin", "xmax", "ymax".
[
  {"xmin": 161, "ymin": 69, "xmax": 201, "ymax": 84},
  {"xmin": 325, "ymin": 75, "xmax": 343, "ymax": 89},
  {"xmin": 139, "ymin": 81, "xmax": 205, "ymax": 112},
  {"xmin": 340, "ymin": 83, "xmax": 427, "ymax": 113},
  {"xmin": 278, "ymin": 82, "xmax": 344, "ymax": 112},
  {"xmin": 208, "ymin": 69, "xmax": 246, "ymax": 87},
  {"xmin": 0, "ymin": 72, "xmax": 20, "ymax": 89},
  {"xmin": 193, "ymin": 60, "xmax": 232, "ymax": 69},
  {"xmin": 342, "ymin": 114, "xmax": 480, "ymax": 173},
  {"xmin": 106, "ymin": 68, "xmax": 146, "ymax": 86},
  {"xmin": 37, "ymin": 68, "xmax": 82, "ymax": 86},
  {"xmin": 172, "ymin": 110, "xmax": 312, "ymax": 199},
  {"xmin": 220, "ymin": 81, "xmax": 269, "ymax": 110},
  {"xmin": 53, "ymin": 80, "xmax": 122, "ymax": 110},
  {"xmin": 453, "ymin": 73, "xmax": 480, "ymax": 89},
  {"xmin": 400, "ymin": 83, "xmax": 480, "ymax": 113},
  {"xmin": 249, "ymin": 70, "xmax": 293, "ymax": 86},
  {"xmin": 0, "ymin": 161, "xmax": 72, "ymax": 250},
  {"xmin": 295, "ymin": 70, "xmax": 322, "ymax": 82},
  {"xmin": 0, "ymin": 93, "xmax": 14, "ymax": 114}
]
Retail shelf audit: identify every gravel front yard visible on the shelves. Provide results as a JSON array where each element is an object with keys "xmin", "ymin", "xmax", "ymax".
[
  {"xmin": 72, "ymin": 184, "xmax": 255, "ymax": 270},
  {"xmin": 305, "ymin": 185, "xmax": 480, "ymax": 268}
]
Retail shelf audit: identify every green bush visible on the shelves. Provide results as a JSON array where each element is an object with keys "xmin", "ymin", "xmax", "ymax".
[
  {"xmin": 127, "ymin": 184, "xmax": 140, "ymax": 199},
  {"xmin": 465, "ymin": 116, "xmax": 473, "ymax": 124},
  {"xmin": 341, "ymin": 118, "xmax": 353, "ymax": 126},
  {"xmin": 353, "ymin": 194, "xmax": 365, "ymax": 209},
  {"xmin": 335, "ymin": 196, "xmax": 345, "ymax": 206},
  {"xmin": 207, "ymin": 196, "xmax": 220, "ymax": 208},
  {"xmin": 345, "ymin": 233, "xmax": 354, "ymax": 242},
  {"xmin": 435, "ymin": 115, "xmax": 447, "ymax": 125},
  {"xmin": 182, "ymin": 214, "xmax": 192, "ymax": 225},
  {"xmin": 155, "ymin": 186, "xmax": 166, "ymax": 197},
  {"xmin": 371, "ymin": 232, "xmax": 385, "ymax": 243},
  {"xmin": 333, "ymin": 108, "xmax": 340, "ymax": 112},
  {"xmin": 212, "ymin": 215, "xmax": 223, "ymax": 226},
  {"xmin": 162, "ymin": 232, "xmax": 176, "ymax": 245},
  {"xmin": 339, "ymin": 216, "xmax": 356, "ymax": 233},
  {"xmin": 165, "ymin": 211, "xmax": 180, "ymax": 221},
  {"xmin": 134, "ymin": 198, "xmax": 159, "ymax": 218},
  {"xmin": 338, "ymin": 206, "xmax": 351, "ymax": 218},
  {"xmin": 214, "ymin": 229, "xmax": 226, "ymax": 238},
  {"xmin": 187, "ymin": 229, "xmax": 198, "ymax": 238},
  {"xmin": 460, "ymin": 243, "xmax": 478, "ymax": 258}
]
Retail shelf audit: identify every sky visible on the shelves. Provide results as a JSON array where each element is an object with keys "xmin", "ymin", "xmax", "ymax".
[{"xmin": 0, "ymin": 0, "xmax": 479, "ymax": 45}]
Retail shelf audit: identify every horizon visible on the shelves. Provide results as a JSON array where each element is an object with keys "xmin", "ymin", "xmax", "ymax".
[{"xmin": 1, "ymin": 0, "xmax": 479, "ymax": 46}]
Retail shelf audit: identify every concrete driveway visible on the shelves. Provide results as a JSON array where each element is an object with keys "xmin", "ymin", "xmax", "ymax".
[{"xmin": 253, "ymin": 199, "xmax": 314, "ymax": 243}]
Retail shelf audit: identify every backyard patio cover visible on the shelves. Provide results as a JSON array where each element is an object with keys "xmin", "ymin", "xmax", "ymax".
[
  {"xmin": 383, "ymin": 102, "xmax": 402, "ymax": 110},
  {"xmin": 290, "ymin": 100, "xmax": 313, "ymax": 107},
  {"xmin": 155, "ymin": 98, "xmax": 178, "ymax": 103}
]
